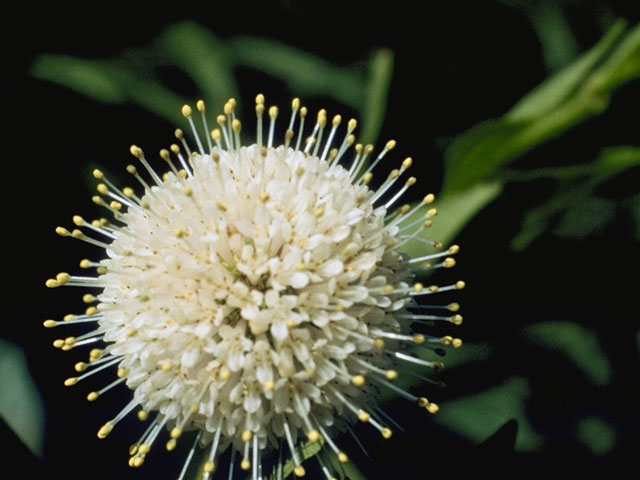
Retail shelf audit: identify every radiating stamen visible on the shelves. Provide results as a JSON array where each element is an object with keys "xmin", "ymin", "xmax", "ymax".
[
  {"xmin": 255, "ymin": 94, "xmax": 265, "ymax": 148},
  {"xmin": 202, "ymin": 428, "xmax": 222, "ymax": 479},
  {"xmin": 356, "ymin": 139, "xmax": 396, "ymax": 183},
  {"xmin": 177, "ymin": 432, "xmax": 202, "ymax": 480},
  {"xmin": 331, "ymin": 118, "xmax": 357, "ymax": 168},
  {"xmin": 87, "ymin": 376, "xmax": 126, "ymax": 402},
  {"xmin": 294, "ymin": 106, "xmax": 307, "ymax": 152},
  {"xmin": 321, "ymin": 114, "xmax": 341, "ymax": 162},
  {"xmin": 408, "ymin": 244, "xmax": 459, "ymax": 264},
  {"xmin": 197, "ymin": 100, "xmax": 214, "ymax": 153},
  {"xmin": 169, "ymin": 144, "xmax": 193, "ymax": 177}
]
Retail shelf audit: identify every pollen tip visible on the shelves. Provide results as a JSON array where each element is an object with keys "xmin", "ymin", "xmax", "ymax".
[
  {"xmin": 427, "ymin": 402, "xmax": 440, "ymax": 414},
  {"xmin": 307, "ymin": 429, "xmax": 321, "ymax": 442},
  {"xmin": 64, "ymin": 377, "xmax": 78, "ymax": 386},
  {"xmin": 181, "ymin": 104, "xmax": 193, "ymax": 118},
  {"xmin": 451, "ymin": 314, "xmax": 463, "ymax": 325},
  {"xmin": 87, "ymin": 391, "xmax": 99, "ymax": 402},
  {"xmin": 170, "ymin": 427, "xmax": 182, "ymax": 439},
  {"xmin": 92, "ymin": 169, "xmax": 104, "ymax": 179},
  {"xmin": 241, "ymin": 429, "xmax": 252, "ymax": 442},
  {"xmin": 43, "ymin": 319, "xmax": 56, "ymax": 328},
  {"xmin": 165, "ymin": 438, "xmax": 177, "ymax": 451},
  {"xmin": 293, "ymin": 465, "xmax": 306, "ymax": 477},
  {"xmin": 413, "ymin": 334, "xmax": 425, "ymax": 344},
  {"xmin": 338, "ymin": 452, "xmax": 348, "ymax": 463},
  {"xmin": 381, "ymin": 427, "xmax": 393, "ymax": 439},
  {"xmin": 351, "ymin": 375, "xmax": 366, "ymax": 387},
  {"xmin": 204, "ymin": 460, "xmax": 215, "ymax": 473},
  {"xmin": 240, "ymin": 458, "xmax": 251, "ymax": 471},
  {"xmin": 373, "ymin": 338, "xmax": 385, "ymax": 349},
  {"xmin": 196, "ymin": 100, "xmax": 205, "ymax": 113},
  {"xmin": 55, "ymin": 226, "xmax": 70, "ymax": 237},
  {"xmin": 385, "ymin": 370, "xmax": 398, "ymax": 380},
  {"xmin": 137, "ymin": 410, "xmax": 148, "ymax": 421},
  {"xmin": 97, "ymin": 421, "xmax": 113, "ymax": 439},
  {"xmin": 74, "ymin": 361, "xmax": 87, "ymax": 372},
  {"xmin": 357, "ymin": 411, "xmax": 371, "ymax": 422},
  {"xmin": 443, "ymin": 257, "xmax": 456, "ymax": 268},
  {"xmin": 455, "ymin": 280, "xmax": 466, "ymax": 290},
  {"xmin": 385, "ymin": 139, "xmax": 397, "ymax": 150},
  {"xmin": 449, "ymin": 244, "xmax": 460, "ymax": 254}
]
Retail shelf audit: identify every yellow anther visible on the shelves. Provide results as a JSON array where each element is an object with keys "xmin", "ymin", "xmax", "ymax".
[
  {"xmin": 129, "ymin": 145, "xmax": 144, "ymax": 159},
  {"xmin": 338, "ymin": 452, "xmax": 348, "ymax": 463},
  {"xmin": 52, "ymin": 339, "xmax": 64, "ymax": 348},
  {"xmin": 441, "ymin": 335, "xmax": 453, "ymax": 346},
  {"xmin": 355, "ymin": 143, "xmax": 363, "ymax": 154},
  {"xmin": 159, "ymin": 149, "xmax": 171, "ymax": 162},
  {"xmin": 401, "ymin": 157, "xmax": 413, "ymax": 169},
  {"xmin": 224, "ymin": 99, "xmax": 235, "ymax": 115},
  {"xmin": 92, "ymin": 169, "xmax": 104, "ymax": 179},
  {"xmin": 357, "ymin": 411, "xmax": 370, "ymax": 422},
  {"xmin": 388, "ymin": 169, "xmax": 399, "ymax": 179},
  {"xmin": 259, "ymin": 192, "xmax": 269, "ymax": 202},
  {"xmin": 165, "ymin": 439, "xmax": 177, "ymax": 451},
  {"xmin": 314, "ymin": 207, "xmax": 324, "ymax": 217},
  {"xmin": 427, "ymin": 403, "xmax": 439, "ymax": 414},
  {"xmin": 418, "ymin": 397, "xmax": 429, "ymax": 408},
  {"xmin": 383, "ymin": 284, "xmax": 394, "ymax": 294},
  {"xmin": 294, "ymin": 465, "xmax": 306, "ymax": 477},
  {"xmin": 196, "ymin": 99, "xmax": 205, "ymax": 113},
  {"xmin": 74, "ymin": 361, "xmax": 87, "ymax": 372},
  {"xmin": 97, "ymin": 421, "xmax": 113, "ymax": 439},
  {"xmin": 216, "ymin": 115, "xmax": 226, "ymax": 126},
  {"xmin": 96, "ymin": 266, "xmax": 107, "ymax": 275},
  {"xmin": 43, "ymin": 319, "xmax": 56, "ymax": 328},
  {"xmin": 424, "ymin": 193, "xmax": 435, "ymax": 204},
  {"xmin": 373, "ymin": 338, "xmax": 385, "ymax": 349},
  {"xmin": 290, "ymin": 97, "xmax": 300, "ymax": 110},
  {"xmin": 428, "ymin": 285, "xmax": 439, "ymax": 293},
  {"xmin": 183, "ymin": 186, "xmax": 193, "ymax": 197},
  {"xmin": 363, "ymin": 172, "xmax": 373, "ymax": 184},
  {"xmin": 455, "ymin": 280, "xmax": 466, "ymax": 290},
  {"xmin": 232, "ymin": 118, "xmax": 241, "ymax": 133},
  {"xmin": 45, "ymin": 279, "xmax": 59, "ymax": 288},
  {"xmin": 399, "ymin": 204, "xmax": 411, "ymax": 214},
  {"xmin": 138, "ymin": 444, "xmax": 150, "ymax": 454},
  {"xmin": 204, "ymin": 460, "xmax": 215, "ymax": 473},
  {"xmin": 413, "ymin": 282, "xmax": 424, "ymax": 292},
  {"xmin": 117, "ymin": 367, "xmax": 128, "ymax": 378},
  {"xmin": 264, "ymin": 380, "xmax": 275, "ymax": 391},
  {"xmin": 300, "ymin": 106, "xmax": 308, "ymax": 118},
  {"xmin": 64, "ymin": 377, "xmax": 78, "ymax": 386},
  {"xmin": 133, "ymin": 456, "xmax": 145, "ymax": 467},
  {"xmin": 181, "ymin": 104, "xmax": 192, "ymax": 117},
  {"xmin": 82, "ymin": 293, "xmax": 96, "ymax": 303},
  {"xmin": 241, "ymin": 429, "xmax": 253, "ymax": 442},
  {"xmin": 123, "ymin": 187, "xmax": 135, "ymax": 198},
  {"xmin": 332, "ymin": 114, "xmax": 342, "ymax": 127},
  {"xmin": 307, "ymin": 429, "xmax": 320, "ymax": 442},
  {"xmin": 109, "ymin": 201, "xmax": 122, "ymax": 210},
  {"xmin": 97, "ymin": 183, "xmax": 109, "ymax": 195},
  {"xmin": 71, "ymin": 229, "xmax": 84, "ymax": 239},
  {"xmin": 448, "ymin": 244, "xmax": 460, "ymax": 254},
  {"xmin": 64, "ymin": 314, "xmax": 76, "ymax": 322},
  {"xmin": 64, "ymin": 336, "xmax": 76, "ymax": 346},
  {"xmin": 160, "ymin": 361, "xmax": 172, "ymax": 371},
  {"xmin": 348, "ymin": 118, "xmax": 358, "ymax": 131},
  {"xmin": 406, "ymin": 176, "xmax": 417, "ymax": 186},
  {"xmin": 220, "ymin": 367, "xmax": 231, "ymax": 380},
  {"xmin": 426, "ymin": 207, "xmax": 438, "ymax": 218},
  {"xmin": 364, "ymin": 144, "xmax": 374, "ymax": 155},
  {"xmin": 386, "ymin": 370, "xmax": 398, "ymax": 380},
  {"xmin": 385, "ymin": 139, "xmax": 397, "ymax": 150},
  {"xmin": 268, "ymin": 106, "xmax": 278, "ymax": 118},
  {"xmin": 240, "ymin": 458, "xmax": 251, "ymax": 471},
  {"xmin": 295, "ymin": 263, "xmax": 306, "ymax": 271},
  {"xmin": 126, "ymin": 164, "xmax": 137, "ymax": 175},
  {"xmin": 87, "ymin": 391, "xmax": 99, "ymax": 402},
  {"xmin": 137, "ymin": 410, "xmax": 148, "ymax": 421},
  {"xmin": 129, "ymin": 444, "xmax": 139, "ymax": 455},
  {"xmin": 286, "ymin": 319, "xmax": 296, "ymax": 328},
  {"xmin": 255, "ymin": 93, "xmax": 265, "ymax": 105},
  {"xmin": 451, "ymin": 314, "xmax": 463, "ymax": 325},
  {"xmin": 169, "ymin": 427, "xmax": 182, "ymax": 439},
  {"xmin": 381, "ymin": 428, "xmax": 393, "ymax": 439},
  {"xmin": 347, "ymin": 134, "xmax": 355, "ymax": 146},
  {"xmin": 443, "ymin": 258, "xmax": 456, "ymax": 268},
  {"xmin": 55, "ymin": 226, "xmax": 70, "ymax": 237},
  {"xmin": 54, "ymin": 272, "xmax": 69, "ymax": 285},
  {"xmin": 352, "ymin": 375, "xmax": 366, "ymax": 387},
  {"xmin": 452, "ymin": 338, "xmax": 463, "ymax": 348},
  {"xmin": 413, "ymin": 334, "xmax": 425, "ymax": 344}
]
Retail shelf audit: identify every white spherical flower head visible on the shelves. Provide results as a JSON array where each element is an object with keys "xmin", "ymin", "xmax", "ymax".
[{"xmin": 46, "ymin": 96, "xmax": 464, "ymax": 479}]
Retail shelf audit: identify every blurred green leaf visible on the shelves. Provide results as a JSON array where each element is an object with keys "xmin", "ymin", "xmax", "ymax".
[
  {"xmin": 526, "ymin": 0, "xmax": 579, "ymax": 71},
  {"xmin": 522, "ymin": 322, "xmax": 611, "ymax": 386},
  {"xmin": 360, "ymin": 49, "xmax": 394, "ymax": 145},
  {"xmin": 341, "ymin": 460, "xmax": 368, "ymax": 480},
  {"xmin": 434, "ymin": 377, "xmax": 542, "ymax": 451},
  {"xmin": 231, "ymin": 36, "xmax": 363, "ymax": 109},
  {"xmin": 443, "ymin": 20, "xmax": 639, "ymax": 194},
  {"xmin": 158, "ymin": 21, "xmax": 238, "ymax": 110},
  {"xmin": 398, "ymin": 182, "xmax": 503, "ymax": 259},
  {"xmin": 628, "ymin": 194, "xmax": 640, "ymax": 240},
  {"xmin": 576, "ymin": 416, "xmax": 616, "ymax": 455},
  {"xmin": 0, "ymin": 339, "xmax": 44, "ymax": 457},
  {"xmin": 32, "ymin": 55, "xmax": 187, "ymax": 125},
  {"xmin": 507, "ymin": 20, "xmax": 625, "ymax": 122},
  {"xmin": 512, "ymin": 146, "xmax": 640, "ymax": 250},
  {"xmin": 266, "ymin": 440, "xmax": 322, "ymax": 480}
]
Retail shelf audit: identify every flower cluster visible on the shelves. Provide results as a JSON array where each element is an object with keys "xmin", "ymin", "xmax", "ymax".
[{"xmin": 45, "ymin": 95, "xmax": 463, "ymax": 479}]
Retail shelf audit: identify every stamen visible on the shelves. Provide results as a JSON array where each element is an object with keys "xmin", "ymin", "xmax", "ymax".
[
  {"xmin": 130, "ymin": 145, "xmax": 162, "ymax": 186},
  {"xmin": 356, "ymin": 139, "xmax": 396, "ymax": 183},
  {"xmin": 255, "ymin": 94, "xmax": 265, "ymax": 148},
  {"xmin": 267, "ymin": 106, "xmax": 278, "ymax": 148},
  {"xmin": 197, "ymin": 100, "xmax": 214, "ymax": 153},
  {"xmin": 321, "ymin": 114, "xmax": 341, "ymax": 162},
  {"xmin": 177, "ymin": 432, "xmax": 202, "ymax": 480},
  {"xmin": 294, "ymin": 106, "xmax": 307, "ymax": 152}
]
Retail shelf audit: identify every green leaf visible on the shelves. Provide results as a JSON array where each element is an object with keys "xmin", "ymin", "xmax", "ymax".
[
  {"xmin": 511, "ymin": 146, "xmax": 640, "ymax": 250},
  {"xmin": 576, "ymin": 416, "xmax": 616, "ymax": 455},
  {"xmin": 0, "ymin": 339, "xmax": 44, "ymax": 457},
  {"xmin": 360, "ymin": 48, "xmax": 394, "ymax": 145},
  {"xmin": 443, "ymin": 20, "xmax": 639, "ymax": 194},
  {"xmin": 526, "ymin": 0, "xmax": 579, "ymax": 71},
  {"xmin": 266, "ymin": 440, "xmax": 322, "ymax": 480},
  {"xmin": 522, "ymin": 321, "xmax": 611, "ymax": 386},
  {"xmin": 231, "ymin": 36, "xmax": 364, "ymax": 109},
  {"xmin": 31, "ymin": 54, "xmax": 188, "ymax": 125},
  {"xmin": 507, "ymin": 19, "xmax": 625, "ymax": 122},
  {"xmin": 158, "ymin": 21, "xmax": 238, "ymax": 110},
  {"xmin": 31, "ymin": 55, "xmax": 126, "ymax": 103},
  {"xmin": 398, "ymin": 182, "xmax": 503, "ymax": 259},
  {"xmin": 433, "ymin": 377, "xmax": 543, "ymax": 451}
]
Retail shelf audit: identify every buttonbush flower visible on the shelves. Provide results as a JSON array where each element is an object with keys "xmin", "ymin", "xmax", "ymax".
[{"xmin": 45, "ymin": 95, "xmax": 464, "ymax": 479}]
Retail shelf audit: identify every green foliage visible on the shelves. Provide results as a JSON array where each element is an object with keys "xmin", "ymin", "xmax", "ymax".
[
  {"xmin": 0, "ymin": 339, "xmax": 44, "ymax": 457},
  {"xmin": 576, "ymin": 417, "xmax": 616, "ymax": 455},
  {"xmin": 522, "ymin": 322, "xmax": 612, "ymax": 386}
]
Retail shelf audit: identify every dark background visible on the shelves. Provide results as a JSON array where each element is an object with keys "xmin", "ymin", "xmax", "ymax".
[{"xmin": 7, "ymin": 1, "xmax": 639, "ymax": 479}]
